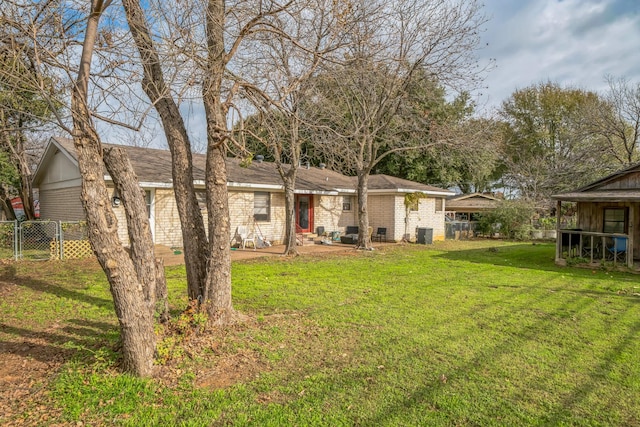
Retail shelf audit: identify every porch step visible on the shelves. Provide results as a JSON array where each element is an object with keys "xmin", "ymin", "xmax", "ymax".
[{"xmin": 295, "ymin": 232, "xmax": 318, "ymax": 245}]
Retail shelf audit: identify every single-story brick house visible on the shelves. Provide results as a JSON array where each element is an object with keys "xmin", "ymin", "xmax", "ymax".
[{"xmin": 32, "ymin": 137, "xmax": 453, "ymax": 246}]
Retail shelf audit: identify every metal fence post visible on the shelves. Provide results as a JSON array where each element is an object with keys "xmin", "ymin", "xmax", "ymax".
[
  {"xmin": 14, "ymin": 220, "xmax": 18, "ymax": 261},
  {"xmin": 59, "ymin": 220, "xmax": 64, "ymax": 260},
  {"xmin": 17, "ymin": 220, "xmax": 22, "ymax": 260}
]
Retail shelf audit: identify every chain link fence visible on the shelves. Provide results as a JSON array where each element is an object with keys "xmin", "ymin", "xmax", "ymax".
[
  {"xmin": 20, "ymin": 220, "xmax": 60, "ymax": 260},
  {"xmin": 0, "ymin": 220, "xmax": 92, "ymax": 261},
  {"xmin": 445, "ymin": 220, "xmax": 478, "ymax": 240}
]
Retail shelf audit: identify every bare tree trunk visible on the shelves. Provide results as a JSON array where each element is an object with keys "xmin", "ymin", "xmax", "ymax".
[
  {"xmin": 201, "ymin": 0, "xmax": 238, "ymax": 326},
  {"xmin": 103, "ymin": 147, "xmax": 165, "ymax": 309},
  {"xmin": 155, "ymin": 257, "xmax": 170, "ymax": 323},
  {"xmin": 282, "ymin": 174, "xmax": 299, "ymax": 256},
  {"xmin": 121, "ymin": 0, "xmax": 209, "ymax": 301},
  {"xmin": 15, "ymin": 129, "xmax": 35, "ymax": 220},
  {"xmin": 0, "ymin": 185, "xmax": 16, "ymax": 221},
  {"xmin": 281, "ymin": 113, "xmax": 301, "ymax": 256},
  {"xmin": 203, "ymin": 140, "xmax": 237, "ymax": 324},
  {"xmin": 356, "ymin": 172, "xmax": 372, "ymax": 249},
  {"xmin": 0, "ymin": 121, "xmax": 35, "ymax": 220},
  {"xmin": 71, "ymin": 0, "xmax": 155, "ymax": 377}
]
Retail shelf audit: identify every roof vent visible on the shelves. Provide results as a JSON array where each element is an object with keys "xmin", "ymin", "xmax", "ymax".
[
  {"xmin": 319, "ymin": 163, "xmax": 326, "ymax": 170},
  {"xmin": 255, "ymin": 155, "xmax": 264, "ymax": 163},
  {"xmin": 306, "ymin": 161, "xmax": 310, "ymax": 169}
]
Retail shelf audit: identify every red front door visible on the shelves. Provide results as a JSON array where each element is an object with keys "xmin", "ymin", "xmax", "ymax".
[{"xmin": 295, "ymin": 195, "xmax": 314, "ymax": 233}]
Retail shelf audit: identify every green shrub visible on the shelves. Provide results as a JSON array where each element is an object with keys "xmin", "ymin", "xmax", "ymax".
[
  {"xmin": 478, "ymin": 200, "xmax": 534, "ymax": 240},
  {"xmin": 538, "ymin": 216, "xmax": 557, "ymax": 230}
]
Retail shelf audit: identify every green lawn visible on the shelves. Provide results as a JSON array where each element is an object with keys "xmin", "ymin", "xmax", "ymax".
[{"xmin": 1, "ymin": 240, "xmax": 639, "ymax": 426}]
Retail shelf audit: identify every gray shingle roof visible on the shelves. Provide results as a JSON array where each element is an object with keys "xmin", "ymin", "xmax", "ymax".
[
  {"xmin": 367, "ymin": 174, "xmax": 453, "ymax": 195},
  {"xmin": 552, "ymin": 162, "xmax": 640, "ymax": 202},
  {"xmin": 48, "ymin": 137, "xmax": 450, "ymax": 194}
]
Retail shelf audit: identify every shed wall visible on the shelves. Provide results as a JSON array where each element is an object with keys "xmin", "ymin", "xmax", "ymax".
[
  {"xmin": 576, "ymin": 201, "xmax": 640, "ymax": 259},
  {"xmin": 38, "ymin": 186, "xmax": 85, "ymax": 221},
  {"xmin": 599, "ymin": 172, "xmax": 640, "ymax": 190}
]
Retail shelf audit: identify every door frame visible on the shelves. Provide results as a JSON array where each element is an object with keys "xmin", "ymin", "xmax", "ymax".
[{"xmin": 295, "ymin": 194, "xmax": 314, "ymax": 233}]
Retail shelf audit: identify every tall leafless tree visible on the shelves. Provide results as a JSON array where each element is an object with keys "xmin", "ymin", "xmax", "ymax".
[
  {"xmin": 305, "ymin": 0, "xmax": 488, "ymax": 248},
  {"xmin": 1, "ymin": 0, "xmax": 168, "ymax": 376},
  {"xmin": 586, "ymin": 76, "xmax": 640, "ymax": 166},
  {"xmin": 0, "ymin": 5, "xmax": 63, "ymax": 220},
  {"xmin": 238, "ymin": 0, "xmax": 347, "ymax": 255},
  {"xmin": 71, "ymin": 0, "xmax": 162, "ymax": 376},
  {"xmin": 121, "ymin": 0, "xmax": 315, "ymax": 323}
]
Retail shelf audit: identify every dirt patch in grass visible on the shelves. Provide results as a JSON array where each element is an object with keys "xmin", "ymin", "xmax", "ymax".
[
  {"xmin": 0, "ymin": 245, "xmax": 391, "ymax": 423},
  {"xmin": 0, "ymin": 269, "xmax": 104, "ymax": 426},
  {"xmin": 0, "ymin": 278, "xmax": 18, "ymax": 298},
  {"xmin": 0, "ymin": 328, "xmax": 68, "ymax": 426},
  {"xmin": 152, "ymin": 309, "xmax": 360, "ymax": 396}
]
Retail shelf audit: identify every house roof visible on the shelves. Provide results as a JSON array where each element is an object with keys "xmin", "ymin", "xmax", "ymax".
[
  {"xmin": 552, "ymin": 162, "xmax": 640, "ymax": 202},
  {"xmin": 446, "ymin": 192, "xmax": 501, "ymax": 211},
  {"xmin": 35, "ymin": 137, "xmax": 451, "ymax": 196},
  {"xmin": 366, "ymin": 174, "xmax": 454, "ymax": 196}
]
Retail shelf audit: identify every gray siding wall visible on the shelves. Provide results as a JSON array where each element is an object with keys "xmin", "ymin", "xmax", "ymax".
[{"xmin": 39, "ymin": 186, "xmax": 85, "ymax": 221}]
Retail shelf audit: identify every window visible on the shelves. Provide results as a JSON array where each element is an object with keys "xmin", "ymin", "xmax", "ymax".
[
  {"xmin": 254, "ymin": 192, "xmax": 271, "ymax": 221},
  {"xmin": 342, "ymin": 196, "xmax": 352, "ymax": 211},
  {"xmin": 435, "ymin": 198, "xmax": 443, "ymax": 212},
  {"xmin": 409, "ymin": 199, "xmax": 419, "ymax": 212},
  {"xmin": 603, "ymin": 208, "xmax": 627, "ymax": 234}
]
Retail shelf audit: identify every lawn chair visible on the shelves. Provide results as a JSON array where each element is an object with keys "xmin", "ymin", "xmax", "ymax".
[
  {"xmin": 340, "ymin": 226, "xmax": 359, "ymax": 244},
  {"xmin": 606, "ymin": 236, "xmax": 627, "ymax": 263},
  {"xmin": 373, "ymin": 227, "xmax": 387, "ymax": 242},
  {"xmin": 236, "ymin": 225, "xmax": 256, "ymax": 250},
  {"xmin": 295, "ymin": 225, "xmax": 305, "ymax": 246}
]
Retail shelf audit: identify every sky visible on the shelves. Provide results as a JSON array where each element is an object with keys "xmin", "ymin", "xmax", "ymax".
[
  {"xmin": 97, "ymin": 0, "xmax": 640, "ymax": 148},
  {"xmin": 475, "ymin": 0, "xmax": 640, "ymax": 113}
]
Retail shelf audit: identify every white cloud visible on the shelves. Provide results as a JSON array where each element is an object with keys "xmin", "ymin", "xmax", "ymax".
[{"xmin": 477, "ymin": 0, "xmax": 640, "ymax": 112}]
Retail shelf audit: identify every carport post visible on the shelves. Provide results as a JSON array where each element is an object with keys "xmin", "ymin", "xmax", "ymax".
[
  {"xmin": 555, "ymin": 200, "xmax": 562, "ymax": 262},
  {"xmin": 628, "ymin": 207, "xmax": 634, "ymax": 268}
]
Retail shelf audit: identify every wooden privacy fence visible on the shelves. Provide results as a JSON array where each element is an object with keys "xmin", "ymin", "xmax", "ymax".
[{"xmin": 0, "ymin": 220, "xmax": 92, "ymax": 261}]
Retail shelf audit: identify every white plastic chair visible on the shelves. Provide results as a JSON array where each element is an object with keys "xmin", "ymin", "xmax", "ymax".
[{"xmin": 237, "ymin": 225, "xmax": 256, "ymax": 250}]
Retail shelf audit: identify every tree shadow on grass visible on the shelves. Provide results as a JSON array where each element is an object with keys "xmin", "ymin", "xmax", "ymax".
[
  {"xmin": 435, "ymin": 242, "xmax": 636, "ymax": 279},
  {"xmin": 0, "ymin": 319, "xmax": 117, "ymax": 364},
  {"xmin": 0, "ymin": 264, "xmax": 118, "ymax": 367},
  {"xmin": 350, "ymin": 285, "xmax": 640, "ymax": 425},
  {"xmin": 0, "ymin": 264, "xmax": 113, "ymax": 309}
]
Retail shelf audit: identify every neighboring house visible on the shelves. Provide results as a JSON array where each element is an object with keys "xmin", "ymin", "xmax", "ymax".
[
  {"xmin": 445, "ymin": 192, "xmax": 501, "ymax": 221},
  {"xmin": 443, "ymin": 193, "xmax": 501, "ymax": 240},
  {"xmin": 552, "ymin": 163, "xmax": 640, "ymax": 268},
  {"xmin": 32, "ymin": 137, "xmax": 453, "ymax": 246}
]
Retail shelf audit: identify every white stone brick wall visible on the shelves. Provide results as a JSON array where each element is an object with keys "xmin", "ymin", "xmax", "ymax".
[
  {"xmin": 108, "ymin": 187, "xmax": 446, "ymax": 248},
  {"xmin": 152, "ymin": 188, "xmax": 185, "ymax": 247},
  {"xmin": 404, "ymin": 196, "xmax": 446, "ymax": 242},
  {"xmin": 368, "ymin": 195, "xmax": 398, "ymax": 241},
  {"xmin": 314, "ymin": 195, "xmax": 358, "ymax": 234},
  {"xmin": 228, "ymin": 190, "xmax": 287, "ymax": 244},
  {"xmin": 368, "ymin": 194, "xmax": 446, "ymax": 242}
]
